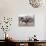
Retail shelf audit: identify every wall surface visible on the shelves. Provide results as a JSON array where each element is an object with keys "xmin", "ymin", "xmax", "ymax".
[{"xmin": 0, "ymin": 0, "xmax": 46, "ymax": 40}]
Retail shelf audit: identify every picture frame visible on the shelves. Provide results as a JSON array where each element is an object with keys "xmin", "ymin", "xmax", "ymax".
[{"xmin": 18, "ymin": 15, "xmax": 35, "ymax": 26}]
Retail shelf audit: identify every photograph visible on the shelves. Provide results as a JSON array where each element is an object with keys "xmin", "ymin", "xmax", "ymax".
[{"xmin": 18, "ymin": 15, "xmax": 35, "ymax": 26}]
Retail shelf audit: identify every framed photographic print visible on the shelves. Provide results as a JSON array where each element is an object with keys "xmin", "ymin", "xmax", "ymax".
[{"xmin": 18, "ymin": 15, "xmax": 35, "ymax": 26}]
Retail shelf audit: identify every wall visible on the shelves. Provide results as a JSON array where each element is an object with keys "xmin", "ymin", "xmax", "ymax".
[{"xmin": 0, "ymin": 0, "xmax": 46, "ymax": 40}]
